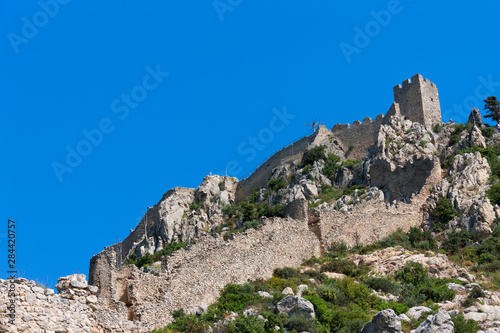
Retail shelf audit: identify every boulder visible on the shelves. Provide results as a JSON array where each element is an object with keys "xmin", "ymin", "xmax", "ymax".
[
  {"xmin": 274, "ymin": 296, "xmax": 315, "ymax": 318},
  {"xmin": 258, "ymin": 291, "xmax": 273, "ymax": 298},
  {"xmin": 55, "ymin": 274, "xmax": 88, "ymax": 292},
  {"xmin": 411, "ymin": 310, "xmax": 454, "ymax": 333},
  {"xmin": 361, "ymin": 309, "xmax": 402, "ymax": 333},
  {"xmin": 282, "ymin": 287, "xmax": 294, "ymax": 295},
  {"xmin": 447, "ymin": 282, "xmax": 466, "ymax": 293},
  {"xmin": 407, "ymin": 306, "xmax": 432, "ymax": 320},
  {"xmin": 297, "ymin": 285, "xmax": 308, "ymax": 297},
  {"xmin": 303, "ymin": 183, "xmax": 319, "ymax": 199}
]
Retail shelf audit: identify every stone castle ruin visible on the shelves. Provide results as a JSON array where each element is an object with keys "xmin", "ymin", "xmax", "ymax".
[
  {"xmin": 4, "ymin": 74, "xmax": 468, "ymax": 332},
  {"xmin": 81, "ymin": 73, "xmax": 454, "ymax": 331},
  {"xmin": 237, "ymin": 73, "xmax": 442, "ymax": 201}
]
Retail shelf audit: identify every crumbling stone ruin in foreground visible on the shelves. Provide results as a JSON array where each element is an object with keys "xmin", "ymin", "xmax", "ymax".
[{"xmin": 3, "ymin": 74, "xmax": 499, "ymax": 332}]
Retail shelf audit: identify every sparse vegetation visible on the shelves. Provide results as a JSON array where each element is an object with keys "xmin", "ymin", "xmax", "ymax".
[
  {"xmin": 432, "ymin": 122, "xmax": 442, "ymax": 133},
  {"xmin": 433, "ymin": 197, "xmax": 458, "ymax": 231},
  {"xmin": 126, "ymin": 241, "xmax": 188, "ymax": 269},
  {"xmin": 157, "ymin": 250, "xmax": 460, "ymax": 333},
  {"xmin": 322, "ymin": 153, "xmax": 341, "ymax": 181},
  {"xmin": 481, "ymin": 126, "xmax": 495, "ymax": 138},
  {"xmin": 267, "ymin": 177, "xmax": 287, "ymax": 192},
  {"xmin": 302, "ymin": 145, "xmax": 326, "ymax": 167}
]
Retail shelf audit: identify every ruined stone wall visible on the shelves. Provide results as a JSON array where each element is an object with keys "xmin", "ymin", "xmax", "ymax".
[
  {"xmin": 101, "ymin": 216, "xmax": 322, "ymax": 327},
  {"xmin": 370, "ymin": 156, "xmax": 442, "ymax": 201},
  {"xmin": 89, "ymin": 186, "xmax": 195, "ymax": 284},
  {"xmin": 312, "ymin": 190, "xmax": 429, "ymax": 249},
  {"xmin": 235, "ymin": 126, "xmax": 330, "ymax": 202},
  {"xmin": 330, "ymin": 114, "xmax": 385, "ymax": 160},
  {"xmin": 393, "ymin": 74, "xmax": 441, "ymax": 128}
]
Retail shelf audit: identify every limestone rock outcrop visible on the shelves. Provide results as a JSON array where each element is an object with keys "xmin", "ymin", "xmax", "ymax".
[
  {"xmin": 410, "ymin": 310, "xmax": 454, "ymax": 333},
  {"xmin": 360, "ymin": 309, "xmax": 402, "ymax": 333},
  {"xmin": 274, "ymin": 295, "xmax": 315, "ymax": 319}
]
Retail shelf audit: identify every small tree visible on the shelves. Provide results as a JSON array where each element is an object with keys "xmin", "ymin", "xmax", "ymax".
[{"xmin": 484, "ymin": 96, "xmax": 500, "ymax": 124}]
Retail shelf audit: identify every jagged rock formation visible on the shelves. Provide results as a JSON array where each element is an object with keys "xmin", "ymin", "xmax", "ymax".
[{"xmin": 3, "ymin": 74, "xmax": 500, "ymax": 332}]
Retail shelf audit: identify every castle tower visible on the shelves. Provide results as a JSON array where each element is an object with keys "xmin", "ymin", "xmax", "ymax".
[{"xmin": 393, "ymin": 74, "xmax": 441, "ymax": 127}]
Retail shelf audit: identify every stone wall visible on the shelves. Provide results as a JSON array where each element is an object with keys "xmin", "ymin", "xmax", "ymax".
[
  {"xmin": 94, "ymin": 216, "xmax": 322, "ymax": 327},
  {"xmin": 330, "ymin": 114, "xmax": 385, "ymax": 160},
  {"xmin": 0, "ymin": 276, "xmax": 147, "ymax": 333},
  {"xmin": 89, "ymin": 186, "xmax": 195, "ymax": 286},
  {"xmin": 369, "ymin": 156, "xmax": 442, "ymax": 201},
  {"xmin": 235, "ymin": 126, "xmax": 330, "ymax": 202},
  {"xmin": 393, "ymin": 74, "xmax": 441, "ymax": 128},
  {"xmin": 311, "ymin": 190, "xmax": 430, "ymax": 249}
]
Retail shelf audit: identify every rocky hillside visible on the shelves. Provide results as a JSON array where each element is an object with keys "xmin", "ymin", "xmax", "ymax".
[{"xmin": 3, "ymin": 73, "xmax": 500, "ymax": 332}]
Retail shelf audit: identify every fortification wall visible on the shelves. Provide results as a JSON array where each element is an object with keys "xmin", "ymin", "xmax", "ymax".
[
  {"xmin": 330, "ymin": 114, "xmax": 385, "ymax": 160},
  {"xmin": 98, "ymin": 216, "xmax": 322, "ymax": 326},
  {"xmin": 393, "ymin": 74, "xmax": 441, "ymax": 127},
  {"xmin": 89, "ymin": 187, "xmax": 195, "ymax": 285},
  {"xmin": 370, "ymin": 156, "xmax": 442, "ymax": 201},
  {"xmin": 235, "ymin": 126, "xmax": 330, "ymax": 202},
  {"xmin": 312, "ymin": 190, "xmax": 429, "ymax": 249}
]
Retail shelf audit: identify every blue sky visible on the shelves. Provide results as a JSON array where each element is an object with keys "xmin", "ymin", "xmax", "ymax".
[{"xmin": 1, "ymin": 1, "xmax": 499, "ymax": 288}]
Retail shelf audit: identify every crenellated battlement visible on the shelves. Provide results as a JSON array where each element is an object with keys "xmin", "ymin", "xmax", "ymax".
[
  {"xmin": 331, "ymin": 114, "xmax": 385, "ymax": 160},
  {"xmin": 393, "ymin": 73, "xmax": 441, "ymax": 127}
]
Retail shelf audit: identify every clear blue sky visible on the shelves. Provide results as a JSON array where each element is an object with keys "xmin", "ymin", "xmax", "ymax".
[{"xmin": 1, "ymin": 1, "xmax": 499, "ymax": 288}]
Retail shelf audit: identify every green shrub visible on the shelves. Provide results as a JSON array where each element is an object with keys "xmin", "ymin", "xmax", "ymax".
[
  {"xmin": 442, "ymin": 230, "xmax": 478, "ymax": 254},
  {"xmin": 448, "ymin": 123, "xmax": 467, "ymax": 146},
  {"xmin": 396, "ymin": 262, "xmax": 427, "ymax": 286},
  {"xmin": 268, "ymin": 177, "xmax": 287, "ymax": 192},
  {"xmin": 479, "ymin": 252, "xmax": 495, "ymax": 264},
  {"xmin": 273, "ymin": 267, "xmax": 301, "ymax": 280},
  {"xmin": 162, "ymin": 308, "xmax": 209, "ymax": 333},
  {"xmin": 463, "ymin": 286, "xmax": 485, "ymax": 307},
  {"xmin": 432, "ymin": 123, "xmax": 442, "ymax": 133},
  {"xmin": 316, "ymin": 283, "xmax": 341, "ymax": 302},
  {"xmin": 303, "ymin": 164, "xmax": 312, "ymax": 174},
  {"xmin": 285, "ymin": 315, "xmax": 316, "ymax": 333},
  {"xmin": 242, "ymin": 220, "xmax": 260, "ymax": 231},
  {"xmin": 342, "ymin": 159, "xmax": 361, "ymax": 170},
  {"xmin": 329, "ymin": 242, "xmax": 348, "ymax": 258},
  {"xmin": 419, "ymin": 140, "xmax": 427, "ymax": 148},
  {"xmin": 377, "ymin": 300, "xmax": 409, "ymax": 315},
  {"xmin": 451, "ymin": 313, "xmax": 480, "ymax": 333},
  {"xmin": 362, "ymin": 277, "xmax": 399, "ymax": 294},
  {"xmin": 481, "ymin": 126, "xmax": 495, "ymax": 138},
  {"xmin": 321, "ymin": 259, "xmax": 370, "ymax": 277},
  {"xmin": 226, "ymin": 315, "xmax": 267, "ymax": 333},
  {"xmin": 433, "ymin": 197, "xmax": 457, "ymax": 229},
  {"xmin": 415, "ymin": 278, "xmax": 455, "ymax": 303},
  {"xmin": 488, "ymin": 182, "xmax": 500, "ymax": 206},
  {"xmin": 304, "ymin": 295, "xmax": 332, "ymax": 325},
  {"xmin": 303, "ymin": 146, "xmax": 326, "ymax": 167},
  {"xmin": 189, "ymin": 202, "xmax": 200, "ymax": 211},
  {"xmin": 322, "ymin": 153, "xmax": 341, "ymax": 180}
]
